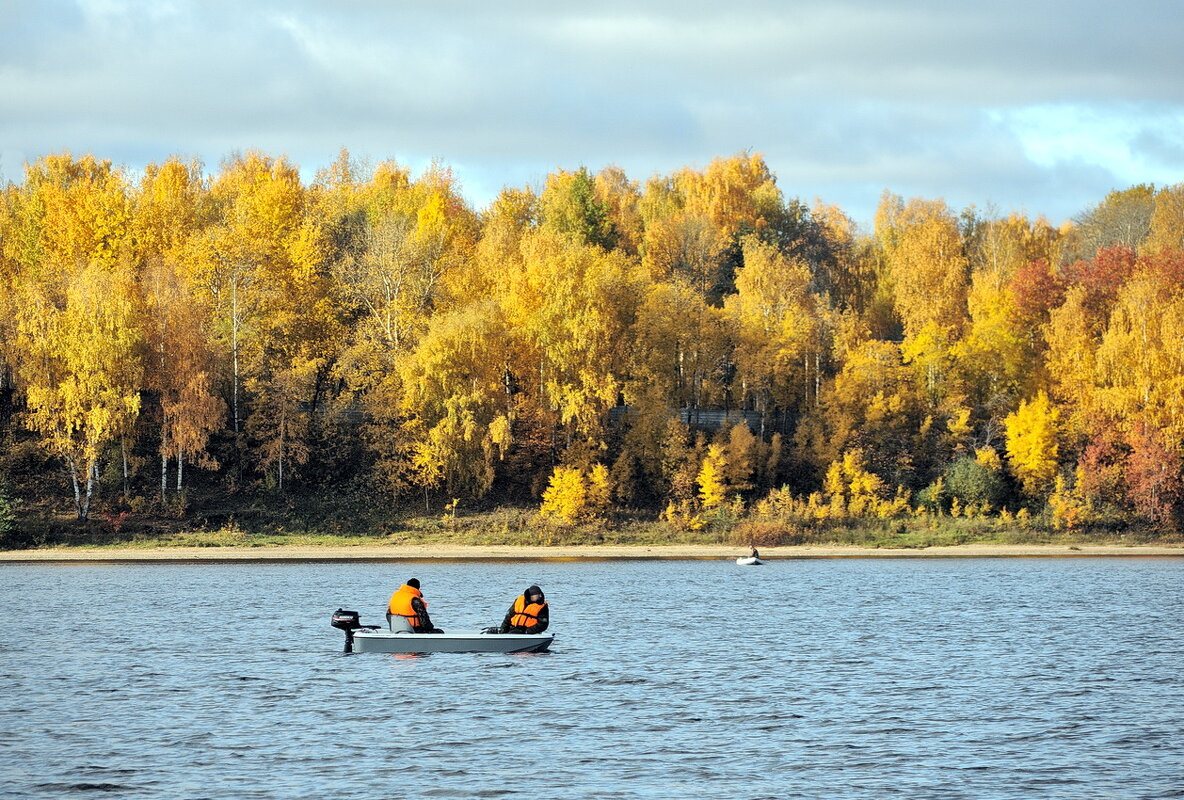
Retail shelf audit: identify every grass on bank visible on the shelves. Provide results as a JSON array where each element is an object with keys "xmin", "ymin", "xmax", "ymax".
[{"xmin": 3, "ymin": 498, "xmax": 1177, "ymax": 551}]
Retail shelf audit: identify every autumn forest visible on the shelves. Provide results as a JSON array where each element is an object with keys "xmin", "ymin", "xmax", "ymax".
[{"xmin": 1, "ymin": 150, "xmax": 1182, "ymax": 545}]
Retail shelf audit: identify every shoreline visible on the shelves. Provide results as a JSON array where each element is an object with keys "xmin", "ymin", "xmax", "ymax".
[{"xmin": 1, "ymin": 543, "xmax": 1181, "ymax": 562}]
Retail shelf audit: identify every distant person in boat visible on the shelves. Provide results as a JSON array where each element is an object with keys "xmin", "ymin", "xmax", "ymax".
[
  {"xmin": 388, "ymin": 578, "xmax": 443, "ymax": 633},
  {"xmin": 499, "ymin": 585, "xmax": 549, "ymax": 634},
  {"xmin": 750, "ymin": 546, "xmax": 760, "ymax": 559}
]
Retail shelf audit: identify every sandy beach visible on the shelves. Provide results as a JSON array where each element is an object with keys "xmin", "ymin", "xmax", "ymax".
[{"xmin": 1, "ymin": 543, "xmax": 1180, "ymax": 562}]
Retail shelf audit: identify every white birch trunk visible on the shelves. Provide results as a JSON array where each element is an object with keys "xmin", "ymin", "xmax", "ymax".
[
  {"xmin": 80, "ymin": 461, "xmax": 97, "ymax": 520},
  {"xmin": 232, "ymin": 280, "xmax": 240, "ymax": 434},
  {"xmin": 69, "ymin": 458, "xmax": 84, "ymax": 519}
]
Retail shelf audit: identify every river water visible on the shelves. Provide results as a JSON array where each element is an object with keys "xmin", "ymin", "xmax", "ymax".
[{"xmin": 1, "ymin": 557, "xmax": 1181, "ymax": 799}]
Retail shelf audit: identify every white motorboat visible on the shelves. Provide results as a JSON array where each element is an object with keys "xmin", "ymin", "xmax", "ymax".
[
  {"xmin": 736, "ymin": 556, "xmax": 765, "ymax": 565},
  {"xmin": 351, "ymin": 629, "xmax": 553, "ymax": 654},
  {"xmin": 331, "ymin": 609, "xmax": 552, "ymax": 654}
]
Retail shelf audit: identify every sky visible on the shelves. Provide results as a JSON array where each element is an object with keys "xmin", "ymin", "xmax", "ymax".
[{"xmin": 2, "ymin": 0, "xmax": 1183, "ymax": 227}]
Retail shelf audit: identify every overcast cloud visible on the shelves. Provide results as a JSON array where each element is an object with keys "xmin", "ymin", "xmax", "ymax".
[{"xmin": 2, "ymin": 0, "xmax": 1182, "ymax": 225}]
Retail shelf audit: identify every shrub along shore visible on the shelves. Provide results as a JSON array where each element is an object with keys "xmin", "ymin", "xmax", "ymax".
[
  {"xmin": 2, "ymin": 504, "xmax": 1179, "ymax": 559},
  {"xmin": 2, "ymin": 543, "xmax": 1180, "ymax": 562}
]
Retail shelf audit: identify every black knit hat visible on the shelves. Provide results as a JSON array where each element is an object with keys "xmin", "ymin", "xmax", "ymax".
[
  {"xmin": 526, "ymin": 585, "xmax": 543, "ymax": 601},
  {"xmin": 407, "ymin": 578, "xmax": 420, "ymax": 589}
]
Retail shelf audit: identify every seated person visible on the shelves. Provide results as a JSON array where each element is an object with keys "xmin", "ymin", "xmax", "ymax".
[
  {"xmin": 388, "ymin": 578, "xmax": 442, "ymax": 633},
  {"xmin": 499, "ymin": 585, "xmax": 549, "ymax": 634}
]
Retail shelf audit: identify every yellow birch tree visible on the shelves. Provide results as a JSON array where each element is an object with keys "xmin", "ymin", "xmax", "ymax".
[
  {"xmin": 1004, "ymin": 391, "xmax": 1061, "ymax": 499},
  {"xmin": 725, "ymin": 235, "xmax": 818, "ymax": 417},
  {"xmin": 697, "ymin": 444, "xmax": 729, "ymax": 509},
  {"xmin": 15, "ymin": 262, "xmax": 142, "ymax": 518}
]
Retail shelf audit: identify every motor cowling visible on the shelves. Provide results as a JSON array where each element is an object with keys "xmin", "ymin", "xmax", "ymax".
[{"xmin": 331, "ymin": 608, "xmax": 362, "ymax": 631}]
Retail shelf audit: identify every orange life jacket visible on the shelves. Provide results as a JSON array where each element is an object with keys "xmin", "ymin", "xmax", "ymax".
[
  {"xmin": 389, "ymin": 584, "xmax": 426, "ymax": 624},
  {"xmin": 509, "ymin": 595, "xmax": 546, "ymax": 630}
]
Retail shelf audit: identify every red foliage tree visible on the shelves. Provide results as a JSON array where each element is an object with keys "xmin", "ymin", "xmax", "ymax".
[
  {"xmin": 1076, "ymin": 431, "xmax": 1127, "ymax": 507},
  {"xmin": 1124, "ymin": 423, "xmax": 1184, "ymax": 528},
  {"xmin": 1137, "ymin": 248, "xmax": 1184, "ymax": 297},
  {"xmin": 1062, "ymin": 245, "xmax": 1138, "ymax": 330},
  {"xmin": 1009, "ymin": 258, "xmax": 1066, "ymax": 328}
]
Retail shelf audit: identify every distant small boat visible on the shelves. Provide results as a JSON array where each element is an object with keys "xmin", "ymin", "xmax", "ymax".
[{"xmin": 736, "ymin": 556, "xmax": 764, "ymax": 566}]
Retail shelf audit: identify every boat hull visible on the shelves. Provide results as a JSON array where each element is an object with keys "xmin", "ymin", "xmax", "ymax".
[
  {"xmin": 351, "ymin": 629, "xmax": 553, "ymax": 654},
  {"xmin": 736, "ymin": 556, "xmax": 764, "ymax": 565}
]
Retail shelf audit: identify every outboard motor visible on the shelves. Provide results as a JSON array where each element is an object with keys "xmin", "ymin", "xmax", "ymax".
[{"xmin": 331, "ymin": 608, "xmax": 374, "ymax": 653}]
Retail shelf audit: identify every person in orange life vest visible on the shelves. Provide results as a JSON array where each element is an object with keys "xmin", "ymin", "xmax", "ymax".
[
  {"xmin": 388, "ymin": 578, "xmax": 442, "ymax": 633},
  {"xmin": 499, "ymin": 585, "xmax": 549, "ymax": 634}
]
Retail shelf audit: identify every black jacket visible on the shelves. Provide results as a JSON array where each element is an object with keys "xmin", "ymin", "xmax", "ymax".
[{"xmin": 409, "ymin": 596, "xmax": 436, "ymax": 633}]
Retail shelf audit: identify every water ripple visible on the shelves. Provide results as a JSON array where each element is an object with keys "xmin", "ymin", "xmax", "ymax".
[{"xmin": 1, "ymin": 558, "xmax": 1181, "ymax": 798}]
